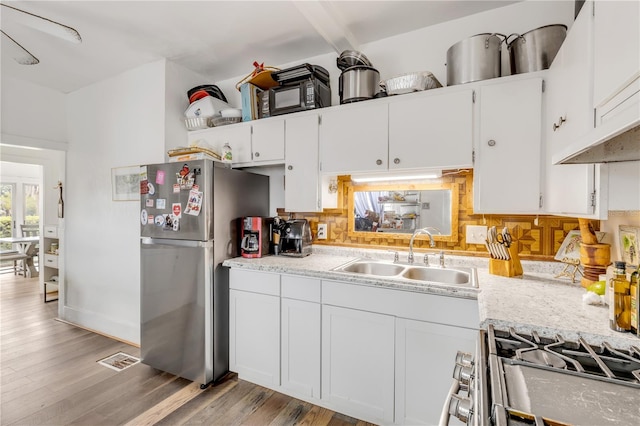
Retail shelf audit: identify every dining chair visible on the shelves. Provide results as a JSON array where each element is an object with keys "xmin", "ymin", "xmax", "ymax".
[
  {"xmin": 20, "ymin": 224, "xmax": 39, "ymax": 237},
  {"xmin": 0, "ymin": 250, "xmax": 28, "ymax": 275},
  {"xmin": 19, "ymin": 224, "xmax": 40, "ymax": 276}
]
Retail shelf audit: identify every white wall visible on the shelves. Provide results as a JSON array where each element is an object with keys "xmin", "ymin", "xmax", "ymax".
[
  {"xmin": 164, "ymin": 61, "xmax": 213, "ymax": 152},
  {"xmin": 63, "ymin": 58, "xmax": 212, "ymax": 343},
  {"xmin": 64, "ymin": 60, "xmax": 166, "ymax": 343},
  {"xmin": 213, "ymin": 1, "xmax": 575, "ymax": 110},
  {"xmin": 363, "ymin": 0, "xmax": 575, "ymax": 86},
  {"xmin": 1, "ymin": 76, "xmax": 68, "ymax": 149}
]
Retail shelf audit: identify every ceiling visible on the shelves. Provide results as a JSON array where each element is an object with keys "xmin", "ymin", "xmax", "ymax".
[{"xmin": 0, "ymin": 1, "xmax": 520, "ymax": 94}]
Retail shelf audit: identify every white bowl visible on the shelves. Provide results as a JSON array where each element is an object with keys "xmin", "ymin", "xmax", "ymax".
[{"xmin": 221, "ymin": 108, "xmax": 242, "ymax": 118}]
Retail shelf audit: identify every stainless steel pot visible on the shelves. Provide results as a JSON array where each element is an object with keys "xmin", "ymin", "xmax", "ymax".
[
  {"xmin": 507, "ymin": 24, "xmax": 567, "ymax": 74},
  {"xmin": 339, "ymin": 65, "xmax": 380, "ymax": 104},
  {"xmin": 446, "ymin": 33, "xmax": 505, "ymax": 86}
]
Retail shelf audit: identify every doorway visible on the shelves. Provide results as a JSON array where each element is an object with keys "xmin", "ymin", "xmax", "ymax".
[{"xmin": 0, "ymin": 162, "xmax": 42, "ymax": 272}]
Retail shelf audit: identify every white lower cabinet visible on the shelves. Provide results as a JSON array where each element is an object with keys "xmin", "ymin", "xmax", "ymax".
[
  {"xmin": 395, "ymin": 318, "xmax": 477, "ymax": 425},
  {"xmin": 228, "ymin": 268, "xmax": 479, "ymax": 425},
  {"xmin": 229, "ymin": 270, "xmax": 280, "ymax": 388},
  {"xmin": 321, "ymin": 305, "xmax": 396, "ymax": 424},
  {"xmin": 280, "ymin": 275, "xmax": 321, "ymax": 399}
]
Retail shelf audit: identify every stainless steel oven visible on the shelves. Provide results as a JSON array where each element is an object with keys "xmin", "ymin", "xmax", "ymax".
[{"xmin": 442, "ymin": 325, "xmax": 640, "ymax": 425}]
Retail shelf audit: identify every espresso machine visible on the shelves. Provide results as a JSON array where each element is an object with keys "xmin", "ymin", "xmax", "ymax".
[
  {"xmin": 278, "ymin": 219, "xmax": 312, "ymax": 257},
  {"xmin": 240, "ymin": 217, "xmax": 270, "ymax": 258}
]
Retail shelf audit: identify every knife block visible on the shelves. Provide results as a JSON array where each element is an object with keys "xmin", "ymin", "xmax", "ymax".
[{"xmin": 489, "ymin": 245, "xmax": 523, "ymax": 277}]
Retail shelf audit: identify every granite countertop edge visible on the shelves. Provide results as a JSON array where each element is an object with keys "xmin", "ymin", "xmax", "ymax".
[{"xmin": 223, "ymin": 246, "xmax": 640, "ymax": 350}]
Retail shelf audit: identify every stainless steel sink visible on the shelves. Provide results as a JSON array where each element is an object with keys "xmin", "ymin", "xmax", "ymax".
[
  {"xmin": 340, "ymin": 261, "xmax": 405, "ymax": 276},
  {"xmin": 402, "ymin": 266, "xmax": 473, "ymax": 285},
  {"xmin": 332, "ymin": 259, "xmax": 478, "ymax": 287}
]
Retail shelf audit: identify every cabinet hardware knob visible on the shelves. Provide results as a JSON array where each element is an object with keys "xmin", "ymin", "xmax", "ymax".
[
  {"xmin": 287, "ymin": 165, "xmax": 293, "ymax": 170},
  {"xmin": 552, "ymin": 116, "xmax": 566, "ymax": 131},
  {"xmin": 376, "ymin": 159, "xmax": 382, "ymax": 165},
  {"xmin": 394, "ymin": 158, "xmax": 400, "ymax": 164},
  {"xmin": 254, "ymin": 152, "xmax": 260, "ymax": 157},
  {"xmin": 487, "ymin": 139, "xmax": 496, "ymax": 147}
]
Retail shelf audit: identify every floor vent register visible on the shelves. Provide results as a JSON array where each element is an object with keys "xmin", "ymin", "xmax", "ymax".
[{"xmin": 97, "ymin": 352, "xmax": 141, "ymax": 372}]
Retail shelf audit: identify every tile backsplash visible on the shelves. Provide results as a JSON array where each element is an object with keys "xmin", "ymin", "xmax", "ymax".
[{"xmin": 278, "ymin": 171, "xmax": 592, "ymax": 261}]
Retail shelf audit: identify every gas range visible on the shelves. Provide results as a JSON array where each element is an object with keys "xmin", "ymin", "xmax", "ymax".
[{"xmin": 444, "ymin": 325, "xmax": 640, "ymax": 426}]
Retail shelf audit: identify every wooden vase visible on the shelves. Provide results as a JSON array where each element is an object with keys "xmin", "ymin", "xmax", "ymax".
[{"xmin": 579, "ymin": 242, "xmax": 611, "ymax": 288}]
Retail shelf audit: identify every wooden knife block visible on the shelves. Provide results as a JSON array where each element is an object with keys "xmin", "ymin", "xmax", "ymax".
[{"xmin": 489, "ymin": 245, "xmax": 523, "ymax": 277}]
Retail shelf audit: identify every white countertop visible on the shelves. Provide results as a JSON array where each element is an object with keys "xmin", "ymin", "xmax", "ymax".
[{"xmin": 223, "ymin": 246, "xmax": 640, "ymax": 350}]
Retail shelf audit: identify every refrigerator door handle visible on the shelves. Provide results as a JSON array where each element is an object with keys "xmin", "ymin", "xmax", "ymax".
[{"xmin": 141, "ymin": 237, "xmax": 213, "ymax": 249}]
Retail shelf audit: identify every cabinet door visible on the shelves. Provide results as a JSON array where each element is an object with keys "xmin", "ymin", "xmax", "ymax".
[
  {"xmin": 322, "ymin": 305, "xmax": 395, "ymax": 424},
  {"xmin": 319, "ymin": 103, "xmax": 388, "ymax": 174},
  {"xmin": 251, "ymin": 117, "xmax": 285, "ymax": 163},
  {"xmin": 281, "ymin": 298, "xmax": 320, "ymax": 399},
  {"xmin": 593, "ymin": 0, "xmax": 640, "ymax": 110},
  {"xmin": 543, "ymin": 5, "xmax": 607, "ymax": 218},
  {"xmin": 546, "ymin": 3, "xmax": 594, "ymax": 154},
  {"xmin": 474, "ymin": 78, "xmax": 543, "ymax": 213},
  {"xmin": 229, "ymin": 289, "xmax": 280, "ymax": 387},
  {"xmin": 389, "ymin": 90, "xmax": 473, "ymax": 170},
  {"xmin": 285, "ymin": 114, "xmax": 321, "ymax": 212},
  {"xmin": 395, "ymin": 319, "xmax": 477, "ymax": 425},
  {"xmin": 187, "ymin": 125, "xmax": 252, "ymax": 164}
]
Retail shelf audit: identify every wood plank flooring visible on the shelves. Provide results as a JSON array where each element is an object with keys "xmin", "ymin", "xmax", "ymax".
[{"xmin": 0, "ymin": 274, "xmax": 373, "ymax": 426}]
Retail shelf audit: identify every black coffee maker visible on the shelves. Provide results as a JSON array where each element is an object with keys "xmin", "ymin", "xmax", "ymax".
[{"xmin": 271, "ymin": 218, "xmax": 312, "ymax": 257}]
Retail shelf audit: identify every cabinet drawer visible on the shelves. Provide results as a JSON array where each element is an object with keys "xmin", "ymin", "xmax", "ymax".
[
  {"xmin": 229, "ymin": 269, "xmax": 280, "ymax": 296},
  {"xmin": 281, "ymin": 275, "xmax": 321, "ymax": 303},
  {"xmin": 44, "ymin": 254, "xmax": 58, "ymax": 268},
  {"xmin": 322, "ymin": 280, "xmax": 479, "ymax": 329},
  {"xmin": 44, "ymin": 226, "xmax": 57, "ymax": 238}
]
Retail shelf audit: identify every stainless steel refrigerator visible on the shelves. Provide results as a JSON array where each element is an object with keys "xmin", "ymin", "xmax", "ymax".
[{"xmin": 140, "ymin": 160, "xmax": 269, "ymax": 387}]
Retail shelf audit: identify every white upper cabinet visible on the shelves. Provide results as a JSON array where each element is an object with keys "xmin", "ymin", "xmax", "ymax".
[
  {"xmin": 543, "ymin": 1, "xmax": 609, "ymax": 218},
  {"xmin": 388, "ymin": 90, "xmax": 473, "ymax": 170},
  {"xmin": 546, "ymin": 2, "xmax": 594, "ymax": 154},
  {"xmin": 474, "ymin": 77, "xmax": 543, "ymax": 214},
  {"xmin": 319, "ymin": 102, "xmax": 388, "ymax": 174},
  {"xmin": 251, "ymin": 117, "xmax": 285, "ymax": 163},
  {"xmin": 592, "ymin": 0, "xmax": 640, "ymax": 119},
  {"xmin": 186, "ymin": 118, "xmax": 284, "ymax": 166},
  {"xmin": 551, "ymin": 0, "xmax": 639, "ymax": 165},
  {"xmin": 285, "ymin": 114, "xmax": 321, "ymax": 212}
]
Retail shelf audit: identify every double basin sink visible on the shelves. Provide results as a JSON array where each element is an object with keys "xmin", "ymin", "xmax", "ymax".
[{"xmin": 332, "ymin": 258, "xmax": 478, "ymax": 288}]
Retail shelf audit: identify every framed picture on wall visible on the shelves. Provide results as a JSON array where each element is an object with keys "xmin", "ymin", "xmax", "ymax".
[
  {"xmin": 111, "ymin": 166, "xmax": 140, "ymax": 201},
  {"xmin": 619, "ymin": 225, "xmax": 640, "ymax": 267}
]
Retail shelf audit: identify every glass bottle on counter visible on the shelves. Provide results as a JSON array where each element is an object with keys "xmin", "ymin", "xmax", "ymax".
[
  {"xmin": 630, "ymin": 270, "xmax": 639, "ymax": 335},
  {"xmin": 609, "ymin": 261, "xmax": 631, "ymax": 332}
]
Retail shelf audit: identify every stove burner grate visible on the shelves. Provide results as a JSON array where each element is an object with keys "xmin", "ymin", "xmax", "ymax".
[{"xmin": 488, "ymin": 326, "xmax": 640, "ymax": 384}]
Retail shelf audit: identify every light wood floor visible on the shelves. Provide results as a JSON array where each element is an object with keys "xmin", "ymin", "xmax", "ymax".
[{"xmin": 0, "ymin": 274, "xmax": 373, "ymax": 426}]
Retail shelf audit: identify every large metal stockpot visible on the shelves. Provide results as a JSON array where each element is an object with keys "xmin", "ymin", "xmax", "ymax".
[
  {"xmin": 446, "ymin": 33, "xmax": 504, "ymax": 86},
  {"xmin": 339, "ymin": 65, "xmax": 380, "ymax": 104},
  {"xmin": 507, "ymin": 24, "xmax": 567, "ymax": 74}
]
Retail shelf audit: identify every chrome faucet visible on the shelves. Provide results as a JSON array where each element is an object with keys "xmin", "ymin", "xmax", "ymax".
[{"xmin": 408, "ymin": 228, "xmax": 436, "ymax": 264}]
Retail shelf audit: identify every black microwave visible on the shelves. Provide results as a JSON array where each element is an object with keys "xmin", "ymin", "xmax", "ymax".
[{"xmin": 268, "ymin": 79, "xmax": 331, "ymax": 116}]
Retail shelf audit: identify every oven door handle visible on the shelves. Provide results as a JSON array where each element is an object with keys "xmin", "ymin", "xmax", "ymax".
[{"xmin": 438, "ymin": 378, "xmax": 461, "ymax": 426}]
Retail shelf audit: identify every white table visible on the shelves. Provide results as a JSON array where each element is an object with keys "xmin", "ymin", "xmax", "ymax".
[{"xmin": 0, "ymin": 236, "xmax": 39, "ymax": 277}]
